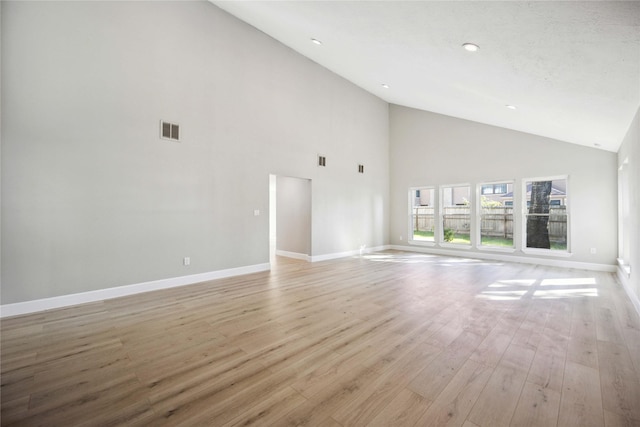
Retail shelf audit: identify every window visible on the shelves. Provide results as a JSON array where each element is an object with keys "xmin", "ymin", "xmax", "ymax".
[
  {"xmin": 481, "ymin": 183, "xmax": 507, "ymax": 195},
  {"xmin": 478, "ymin": 181, "xmax": 514, "ymax": 248},
  {"xmin": 523, "ymin": 177, "xmax": 568, "ymax": 252},
  {"xmin": 409, "ymin": 187, "xmax": 435, "ymax": 242},
  {"xmin": 441, "ymin": 185, "xmax": 471, "ymax": 245}
]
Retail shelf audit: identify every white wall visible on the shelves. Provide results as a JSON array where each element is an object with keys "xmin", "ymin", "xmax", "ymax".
[
  {"xmin": 276, "ymin": 176, "xmax": 311, "ymax": 257},
  {"xmin": 1, "ymin": 1, "xmax": 389, "ymax": 304},
  {"xmin": 617, "ymin": 107, "xmax": 640, "ymax": 307},
  {"xmin": 389, "ymin": 104, "xmax": 619, "ymax": 267}
]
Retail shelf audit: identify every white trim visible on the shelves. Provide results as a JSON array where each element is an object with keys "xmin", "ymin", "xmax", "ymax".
[
  {"xmin": 439, "ymin": 243, "xmax": 472, "ymax": 250},
  {"xmin": 476, "ymin": 179, "xmax": 516, "ymax": 252},
  {"xmin": 0, "ymin": 263, "xmax": 271, "ymax": 318},
  {"xmin": 275, "ymin": 250, "xmax": 311, "ymax": 261},
  {"xmin": 390, "ymin": 245, "xmax": 617, "ymax": 272},
  {"xmin": 617, "ymin": 266, "xmax": 640, "ymax": 317},
  {"xmin": 521, "ymin": 175, "xmax": 571, "ymax": 254},
  {"xmin": 310, "ymin": 245, "xmax": 391, "ymax": 262},
  {"xmin": 408, "ymin": 240, "xmax": 436, "ymax": 247},
  {"xmin": 522, "ymin": 248, "xmax": 573, "ymax": 257},
  {"xmin": 617, "ymin": 258, "xmax": 631, "ymax": 277},
  {"xmin": 477, "ymin": 245, "xmax": 517, "ymax": 254},
  {"xmin": 408, "ymin": 186, "xmax": 437, "ymax": 246}
]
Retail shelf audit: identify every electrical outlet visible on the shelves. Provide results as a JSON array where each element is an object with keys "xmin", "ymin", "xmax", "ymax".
[
  {"xmin": 254, "ymin": 209, "xmax": 260, "ymax": 216},
  {"xmin": 183, "ymin": 257, "xmax": 190, "ymax": 266},
  {"xmin": 399, "ymin": 235, "xmax": 403, "ymax": 241}
]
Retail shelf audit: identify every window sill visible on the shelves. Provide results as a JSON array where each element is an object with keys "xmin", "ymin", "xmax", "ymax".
[
  {"xmin": 478, "ymin": 246, "xmax": 516, "ymax": 254},
  {"xmin": 408, "ymin": 240, "xmax": 436, "ymax": 247},
  {"xmin": 521, "ymin": 248, "xmax": 572, "ymax": 257},
  {"xmin": 439, "ymin": 243, "xmax": 472, "ymax": 250}
]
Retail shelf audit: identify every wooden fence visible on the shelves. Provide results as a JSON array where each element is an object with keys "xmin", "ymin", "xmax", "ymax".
[
  {"xmin": 479, "ymin": 207, "xmax": 512, "ymax": 239},
  {"xmin": 546, "ymin": 206, "xmax": 568, "ymax": 243},
  {"xmin": 412, "ymin": 206, "xmax": 566, "ymax": 242}
]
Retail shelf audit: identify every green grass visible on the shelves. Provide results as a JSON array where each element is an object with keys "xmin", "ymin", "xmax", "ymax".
[
  {"xmin": 413, "ymin": 231, "xmax": 567, "ymax": 251},
  {"xmin": 480, "ymin": 236, "xmax": 514, "ymax": 247},
  {"xmin": 412, "ymin": 230, "xmax": 435, "ymax": 241},
  {"xmin": 551, "ymin": 242, "xmax": 567, "ymax": 250},
  {"xmin": 482, "ymin": 236, "xmax": 567, "ymax": 250},
  {"xmin": 449, "ymin": 234, "xmax": 471, "ymax": 244},
  {"xmin": 413, "ymin": 230, "xmax": 470, "ymax": 244}
]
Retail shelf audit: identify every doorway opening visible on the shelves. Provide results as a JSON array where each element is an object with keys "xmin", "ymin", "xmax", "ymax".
[{"xmin": 269, "ymin": 174, "xmax": 312, "ymax": 262}]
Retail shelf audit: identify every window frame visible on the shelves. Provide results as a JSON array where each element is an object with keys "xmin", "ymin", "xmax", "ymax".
[
  {"xmin": 476, "ymin": 180, "xmax": 516, "ymax": 252},
  {"xmin": 521, "ymin": 175, "xmax": 571, "ymax": 256},
  {"xmin": 408, "ymin": 186, "xmax": 436, "ymax": 246},
  {"xmin": 440, "ymin": 183, "xmax": 472, "ymax": 248}
]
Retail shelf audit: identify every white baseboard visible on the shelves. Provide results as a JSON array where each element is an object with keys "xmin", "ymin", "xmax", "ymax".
[
  {"xmin": 3, "ymin": 246, "xmax": 624, "ymax": 319},
  {"xmin": 617, "ymin": 266, "xmax": 640, "ymax": 317},
  {"xmin": 0, "ymin": 263, "xmax": 271, "ymax": 318},
  {"xmin": 275, "ymin": 250, "xmax": 311, "ymax": 261},
  {"xmin": 389, "ymin": 245, "xmax": 617, "ymax": 273},
  {"xmin": 310, "ymin": 245, "xmax": 391, "ymax": 262}
]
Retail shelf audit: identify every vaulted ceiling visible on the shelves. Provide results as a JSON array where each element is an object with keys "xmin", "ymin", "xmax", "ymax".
[{"xmin": 212, "ymin": 1, "xmax": 640, "ymax": 152}]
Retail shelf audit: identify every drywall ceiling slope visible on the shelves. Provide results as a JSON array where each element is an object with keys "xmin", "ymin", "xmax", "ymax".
[{"xmin": 211, "ymin": 1, "xmax": 640, "ymax": 152}]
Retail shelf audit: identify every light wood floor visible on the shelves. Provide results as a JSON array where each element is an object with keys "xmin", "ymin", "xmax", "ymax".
[{"xmin": 2, "ymin": 251, "xmax": 640, "ymax": 426}]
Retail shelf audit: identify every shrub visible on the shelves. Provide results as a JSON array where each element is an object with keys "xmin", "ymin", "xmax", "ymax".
[{"xmin": 443, "ymin": 228, "xmax": 455, "ymax": 242}]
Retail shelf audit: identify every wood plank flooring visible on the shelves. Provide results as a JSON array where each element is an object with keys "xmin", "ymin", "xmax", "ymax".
[{"xmin": 2, "ymin": 251, "xmax": 639, "ymax": 426}]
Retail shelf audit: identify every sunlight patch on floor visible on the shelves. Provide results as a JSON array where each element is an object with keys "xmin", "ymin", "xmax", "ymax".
[
  {"xmin": 478, "ymin": 277, "xmax": 598, "ymax": 301},
  {"xmin": 360, "ymin": 252, "xmax": 503, "ymax": 266},
  {"xmin": 540, "ymin": 277, "xmax": 597, "ymax": 286}
]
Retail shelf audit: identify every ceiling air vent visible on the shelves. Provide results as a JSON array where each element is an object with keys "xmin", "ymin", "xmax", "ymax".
[{"xmin": 160, "ymin": 120, "xmax": 180, "ymax": 141}]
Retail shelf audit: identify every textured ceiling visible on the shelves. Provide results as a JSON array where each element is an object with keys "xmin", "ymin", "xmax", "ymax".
[{"xmin": 211, "ymin": 1, "xmax": 640, "ymax": 152}]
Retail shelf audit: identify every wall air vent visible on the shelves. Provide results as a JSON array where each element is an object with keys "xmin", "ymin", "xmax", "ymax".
[
  {"xmin": 318, "ymin": 155, "xmax": 326, "ymax": 167},
  {"xmin": 358, "ymin": 164, "xmax": 364, "ymax": 174},
  {"xmin": 160, "ymin": 120, "xmax": 180, "ymax": 141}
]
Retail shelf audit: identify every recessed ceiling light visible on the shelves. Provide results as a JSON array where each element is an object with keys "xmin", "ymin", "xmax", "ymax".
[
  {"xmin": 311, "ymin": 38, "xmax": 322, "ymax": 45},
  {"xmin": 382, "ymin": 84, "xmax": 390, "ymax": 89},
  {"xmin": 506, "ymin": 105, "xmax": 517, "ymax": 110},
  {"xmin": 462, "ymin": 43, "xmax": 480, "ymax": 52}
]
